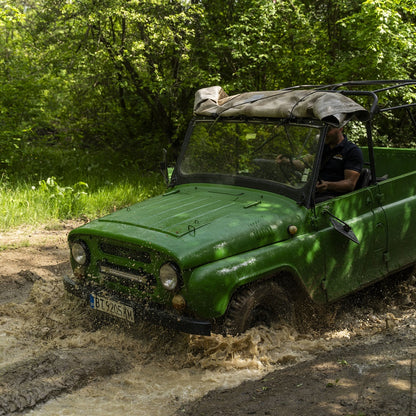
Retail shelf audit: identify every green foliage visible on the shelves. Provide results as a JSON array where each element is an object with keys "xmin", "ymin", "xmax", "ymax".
[
  {"xmin": 24, "ymin": 0, "xmax": 210, "ymax": 152},
  {"xmin": 335, "ymin": 0, "xmax": 416, "ymax": 80},
  {"xmin": 1, "ymin": 0, "xmax": 416, "ymax": 230},
  {"xmin": 9, "ymin": 141, "xmax": 162, "ymax": 184},
  {"xmin": 0, "ymin": 144, "xmax": 165, "ymax": 230},
  {"xmin": 37, "ymin": 176, "xmax": 89, "ymax": 218},
  {"xmin": 0, "ymin": 165, "xmax": 165, "ymax": 231},
  {"xmin": 1, "ymin": 0, "xmax": 416, "ymax": 165}
]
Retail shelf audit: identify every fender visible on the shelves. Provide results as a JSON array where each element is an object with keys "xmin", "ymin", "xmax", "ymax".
[{"xmin": 185, "ymin": 233, "xmax": 326, "ymax": 318}]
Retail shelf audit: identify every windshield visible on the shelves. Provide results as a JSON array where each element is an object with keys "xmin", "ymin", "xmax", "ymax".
[{"xmin": 179, "ymin": 119, "xmax": 320, "ymax": 189}]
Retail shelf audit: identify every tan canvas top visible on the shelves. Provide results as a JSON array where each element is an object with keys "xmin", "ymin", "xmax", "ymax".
[{"xmin": 194, "ymin": 86, "xmax": 370, "ymax": 127}]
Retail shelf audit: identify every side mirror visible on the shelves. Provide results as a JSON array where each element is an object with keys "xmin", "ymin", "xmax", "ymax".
[
  {"xmin": 323, "ymin": 209, "xmax": 360, "ymax": 244},
  {"xmin": 160, "ymin": 149, "xmax": 175, "ymax": 186},
  {"xmin": 329, "ymin": 217, "xmax": 360, "ymax": 244},
  {"xmin": 160, "ymin": 148, "xmax": 169, "ymax": 185}
]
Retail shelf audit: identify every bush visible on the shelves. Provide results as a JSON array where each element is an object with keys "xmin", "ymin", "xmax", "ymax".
[
  {"xmin": 0, "ymin": 147, "xmax": 165, "ymax": 230},
  {"xmin": 37, "ymin": 176, "xmax": 89, "ymax": 218}
]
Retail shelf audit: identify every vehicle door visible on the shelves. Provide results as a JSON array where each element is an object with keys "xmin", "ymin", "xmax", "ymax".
[
  {"xmin": 314, "ymin": 184, "xmax": 388, "ymax": 302},
  {"xmin": 375, "ymin": 170, "xmax": 416, "ymax": 273}
]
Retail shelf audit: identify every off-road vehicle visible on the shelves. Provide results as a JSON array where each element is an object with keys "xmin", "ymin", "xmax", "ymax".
[{"xmin": 64, "ymin": 80, "xmax": 416, "ymax": 335}]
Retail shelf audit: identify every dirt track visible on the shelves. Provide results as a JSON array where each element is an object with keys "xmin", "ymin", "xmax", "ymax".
[
  {"xmin": 177, "ymin": 328, "xmax": 416, "ymax": 416},
  {"xmin": 1, "ymin": 223, "xmax": 416, "ymax": 415}
]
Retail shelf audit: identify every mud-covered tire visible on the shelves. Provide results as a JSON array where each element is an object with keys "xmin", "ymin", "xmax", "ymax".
[{"xmin": 222, "ymin": 281, "xmax": 294, "ymax": 336}]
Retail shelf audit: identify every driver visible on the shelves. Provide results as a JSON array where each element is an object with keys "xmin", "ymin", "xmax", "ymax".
[{"xmin": 316, "ymin": 126, "xmax": 363, "ymax": 195}]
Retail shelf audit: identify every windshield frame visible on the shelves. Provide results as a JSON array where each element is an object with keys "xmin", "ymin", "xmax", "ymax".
[{"xmin": 173, "ymin": 117, "xmax": 326, "ymax": 207}]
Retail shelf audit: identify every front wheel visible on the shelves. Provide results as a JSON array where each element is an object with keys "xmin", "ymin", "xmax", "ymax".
[{"xmin": 222, "ymin": 280, "xmax": 294, "ymax": 336}]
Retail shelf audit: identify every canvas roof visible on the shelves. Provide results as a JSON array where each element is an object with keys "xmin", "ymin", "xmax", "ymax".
[{"xmin": 194, "ymin": 86, "xmax": 370, "ymax": 127}]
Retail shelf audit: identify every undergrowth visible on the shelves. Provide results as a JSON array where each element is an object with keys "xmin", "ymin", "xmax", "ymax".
[{"xmin": 0, "ymin": 144, "xmax": 166, "ymax": 230}]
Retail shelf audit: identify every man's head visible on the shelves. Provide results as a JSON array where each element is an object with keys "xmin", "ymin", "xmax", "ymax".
[{"xmin": 325, "ymin": 126, "xmax": 344, "ymax": 148}]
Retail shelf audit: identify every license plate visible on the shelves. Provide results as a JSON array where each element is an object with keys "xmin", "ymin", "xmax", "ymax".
[{"xmin": 90, "ymin": 294, "xmax": 135, "ymax": 323}]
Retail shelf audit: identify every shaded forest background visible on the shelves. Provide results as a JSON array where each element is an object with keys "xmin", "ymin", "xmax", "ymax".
[{"xmin": 1, "ymin": 0, "xmax": 416, "ymax": 175}]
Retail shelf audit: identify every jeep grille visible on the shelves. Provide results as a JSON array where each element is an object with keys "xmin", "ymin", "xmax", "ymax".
[
  {"xmin": 99, "ymin": 261, "xmax": 156, "ymax": 293},
  {"xmin": 99, "ymin": 242, "xmax": 151, "ymax": 264}
]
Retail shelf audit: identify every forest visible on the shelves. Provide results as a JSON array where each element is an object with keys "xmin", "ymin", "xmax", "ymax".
[{"xmin": 1, "ymin": 0, "xmax": 416, "ymax": 228}]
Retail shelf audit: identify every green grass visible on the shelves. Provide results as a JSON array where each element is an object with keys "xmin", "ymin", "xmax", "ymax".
[{"xmin": 0, "ymin": 145, "xmax": 166, "ymax": 231}]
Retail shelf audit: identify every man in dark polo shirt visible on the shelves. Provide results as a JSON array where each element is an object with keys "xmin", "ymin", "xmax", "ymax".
[{"xmin": 316, "ymin": 126, "xmax": 363, "ymax": 196}]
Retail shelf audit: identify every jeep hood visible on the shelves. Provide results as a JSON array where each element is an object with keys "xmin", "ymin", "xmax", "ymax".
[{"xmin": 73, "ymin": 184, "xmax": 306, "ymax": 268}]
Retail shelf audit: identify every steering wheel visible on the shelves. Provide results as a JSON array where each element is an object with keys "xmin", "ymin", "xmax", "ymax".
[{"xmin": 276, "ymin": 154, "xmax": 302, "ymax": 185}]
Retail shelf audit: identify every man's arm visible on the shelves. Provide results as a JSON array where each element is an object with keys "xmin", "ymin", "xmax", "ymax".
[
  {"xmin": 276, "ymin": 154, "xmax": 313, "ymax": 170},
  {"xmin": 316, "ymin": 169, "xmax": 360, "ymax": 193}
]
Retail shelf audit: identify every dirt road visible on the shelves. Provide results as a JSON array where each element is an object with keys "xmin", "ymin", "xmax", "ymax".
[
  {"xmin": 1, "ymin": 223, "xmax": 416, "ymax": 415},
  {"xmin": 177, "ymin": 324, "xmax": 416, "ymax": 416}
]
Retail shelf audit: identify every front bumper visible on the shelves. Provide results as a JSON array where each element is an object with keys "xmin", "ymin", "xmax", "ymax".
[{"xmin": 63, "ymin": 275, "xmax": 212, "ymax": 336}]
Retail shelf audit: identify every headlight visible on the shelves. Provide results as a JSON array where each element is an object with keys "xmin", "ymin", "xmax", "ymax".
[
  {"xmin": 160, "ymin": 262, "xmax": 180, "ymax": 291},
  {"xmin": 71, "ymin": 241, "xmax": 89, "ymax": 266}
]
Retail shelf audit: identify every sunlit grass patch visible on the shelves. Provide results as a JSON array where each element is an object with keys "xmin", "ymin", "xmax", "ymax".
[{"xmin": 0, "ymin": 175, "xmax": 165, "ymax": 231}]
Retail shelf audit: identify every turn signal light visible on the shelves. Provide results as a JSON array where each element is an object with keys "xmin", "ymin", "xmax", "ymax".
[
  {"xmin": 172, "ymin": 295, "xmax": 186, "ymax": 312},
  {"xmin": 288, "ymin": 225, "xmax": 298, "ymax": 235}
]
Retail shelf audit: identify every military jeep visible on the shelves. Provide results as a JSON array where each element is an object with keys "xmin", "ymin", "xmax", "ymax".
[{"xmin": 64, "ymin": 80, "xmax": 416, "ymax": 335}]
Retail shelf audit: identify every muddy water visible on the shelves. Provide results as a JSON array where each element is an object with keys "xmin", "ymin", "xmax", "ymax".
[
  {"xmin": 22, "ymin": 323, "xmax": 341, "ymax": 415},
  {"xmin": 24, "ymin": 323, "xmax": 345, "ymax": 416},
  {"xmin": 1, "ymin": 265, "xmax": 415, "ymax": 415}
]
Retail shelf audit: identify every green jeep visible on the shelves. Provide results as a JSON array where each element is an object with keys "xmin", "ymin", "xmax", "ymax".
[{"xmin": 64, "ymin": 80, "xmax": 416, "ymax": 335}]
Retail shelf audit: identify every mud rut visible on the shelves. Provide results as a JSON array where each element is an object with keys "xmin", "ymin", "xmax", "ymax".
[{"xmin": 1, "ymin": 224, "xmax": 416, "ymax": 415}]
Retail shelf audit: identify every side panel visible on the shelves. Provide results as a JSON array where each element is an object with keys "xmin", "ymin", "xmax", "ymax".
[
  {"xmin": 315, "ymin": 185, "xmax": 388, "ymax": 301},
  {"xmin": 184, "ymin": 233, "xmax": 326, "ymax": 319},
  {"xmin": 371, "ymin": 147, "xmax": 416, "ymax": 178},
  {"xmin": 376, "ymin": 172, "xmax": 416, "ymax": 272}
]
